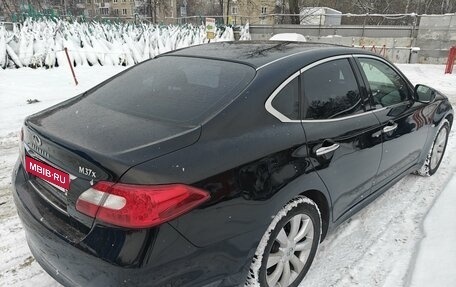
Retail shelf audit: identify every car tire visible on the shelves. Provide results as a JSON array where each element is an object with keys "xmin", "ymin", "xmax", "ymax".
[
  {"xmin": 416, "ymin": 119, "xmax": 450, "ymax": 177},
  {"xmin": 245, "ymin": 196, "xmax": 321, "ymax": 287}
]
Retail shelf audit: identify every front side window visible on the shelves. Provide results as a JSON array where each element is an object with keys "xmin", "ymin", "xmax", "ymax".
[
  {"xmin": 302, "ymin": 59, "xmax": 363, "ymax": 120},
  {"xmin": 359, "ymin": 58, "xmax": 410, "ymax": 108}
]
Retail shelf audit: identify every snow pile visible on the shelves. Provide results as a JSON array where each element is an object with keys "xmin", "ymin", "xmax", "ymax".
[
  {"xmin": 0, "ymin": 18, "xmax": 245, "ymax": 69},
  {"xmin": 409, "ymin": 172, "xmax": 456, "ymax": 287},
  {"xmin": 239, "ymin": 22, "xmax": 252, "ymax": 41}
]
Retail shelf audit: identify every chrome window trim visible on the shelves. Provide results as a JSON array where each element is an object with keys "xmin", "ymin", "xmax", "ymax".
[
  {"xmin": 264, "ymin": 53, "xmax": 410, "ymax": 123},
  {"xmin": 256, "ymin": 50, "xmax": 311, "ymax": 71},
  {"xmin": 299, "ymin": 55, "xmax": 352, "ymax": 73},
  {"xmin": 352, "ymin": 54, "xmax": 390, "ymax": 63},
  {"xmin": 301, "ymin": 110, "xmax": 379, "ymax": 123},
  {"xmin": 265, "ymin": 71, "xmax": 301, "ymax": 123},
  {"xmin": 353, "ymin": 54, "xmax": 405, "ymax": 79},
  {"xmin": 265, "ymin": 54, "xmax": 359, "ymax": 123}
]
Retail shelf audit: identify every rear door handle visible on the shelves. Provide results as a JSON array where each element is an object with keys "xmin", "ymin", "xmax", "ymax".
[
  {"xmin": 383, "ymin": 123, "xmax": 398, "ymax": 133},
  {"xmin": 316, "ymin": 143, "xmax": 340, "ymax": 156}
]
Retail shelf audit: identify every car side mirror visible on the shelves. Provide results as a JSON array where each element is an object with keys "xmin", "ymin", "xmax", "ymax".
[{"xmin": 414, "ymin": 84, "xmax": 436, "ymax": 103}]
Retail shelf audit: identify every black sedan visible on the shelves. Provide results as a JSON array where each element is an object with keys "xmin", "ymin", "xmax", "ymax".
[{"xmin": 12, "ymin": 42, "xmax": 453, "ymax": 287}]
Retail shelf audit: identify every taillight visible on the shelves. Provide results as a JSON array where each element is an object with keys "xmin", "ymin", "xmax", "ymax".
[{"xmin": 76, "ymin": 181, "xmax": 210, "ymax": 229}]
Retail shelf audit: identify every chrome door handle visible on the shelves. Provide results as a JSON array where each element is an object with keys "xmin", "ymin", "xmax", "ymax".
[
  {"xmin": 316, "ymin": 143, "xmax": 340, "ymax": 156},
  {"xmin": 383, "ymin": 123, "xmax": 398, "ymax": 133}
]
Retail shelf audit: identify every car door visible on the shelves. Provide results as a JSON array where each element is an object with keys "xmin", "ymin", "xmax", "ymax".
[
  {"xmin": 355, "ymin": 55, "xmax": 430, "ymax": 191},
  {"xmin": 300, "ymin": 56, "xmax": 383, "ymax": 221}
]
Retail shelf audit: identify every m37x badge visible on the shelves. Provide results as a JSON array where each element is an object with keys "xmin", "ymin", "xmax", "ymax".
[{"xmin": 78, "ymin": 166, "xmax": 97, "ymax": 178}]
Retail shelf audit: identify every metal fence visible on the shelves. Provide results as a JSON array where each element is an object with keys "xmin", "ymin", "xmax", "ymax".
[
  {"xmin": 161, "ymin": 13, "xmax": 421, "ymax": 26},
  {"xmin": 2, "ymin": 12, "xmax": 455, "ymax": 64}
]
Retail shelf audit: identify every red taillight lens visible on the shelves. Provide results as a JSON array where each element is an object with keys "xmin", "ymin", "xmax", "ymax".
[{"xmin": 76, "ymin": 181, "xmax": 210, "ymax": 229}]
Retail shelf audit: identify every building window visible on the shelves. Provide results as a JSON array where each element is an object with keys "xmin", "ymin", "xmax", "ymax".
[
  {"xmin": 113, "ymin": 0, "xmax": 118, "ymax": 2},
  {"xmin": 122, "ymin": 0, "xmax": 126, "ymax": 2},
  {"xmin": 100, "ymin": 7, "xmax": 109, "ymax": 15},
  {"xmin": 114, "ymin": 9, "xmax": 119, "ymax": 15},
  {"xmin": 86, "ymin": 0, "xmax": 91, "ymax": 3},
  {"xmin": 231, "ymin": 6, "xmax": 238, "ymax": 15},
  {"xmin": 122, "ymin": 8, "xmax": 128, "ymax": 15},
  {"xmin": 261, "ymin": 6, "xmax": 267, "ymax": 14}
]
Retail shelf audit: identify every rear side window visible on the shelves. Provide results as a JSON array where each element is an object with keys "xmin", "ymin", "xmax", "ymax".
[
  {"xmin": 302, "ymin": 59, "xmax": 363, "ymax": 120},
  {"xmin": 88, "ymin": 56, "xmax": 256, "ymax": 124},
  {"xmin": 271, "ymin": 77, "xmax": 300, "ymax": 120}
]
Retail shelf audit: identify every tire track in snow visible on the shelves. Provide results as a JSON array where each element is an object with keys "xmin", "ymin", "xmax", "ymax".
[{"xmin": 300, "ymin": 129, "xmax": 456, "ymax": 287}]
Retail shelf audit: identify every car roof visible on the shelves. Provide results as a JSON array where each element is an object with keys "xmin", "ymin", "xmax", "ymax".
[{"xmin": 164, "ymin": 41, "xmax": 366, "ymax": 70}]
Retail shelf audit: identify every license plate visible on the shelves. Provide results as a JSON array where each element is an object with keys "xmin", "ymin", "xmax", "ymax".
[{"xmin": 25, "ymin": 156, "xmax": 71, "ymax": 190}]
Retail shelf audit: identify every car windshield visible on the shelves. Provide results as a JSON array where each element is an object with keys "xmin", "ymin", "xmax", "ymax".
[{"xmin": 87, "ymin": 56, "xmax": 256, "ymax": 125}]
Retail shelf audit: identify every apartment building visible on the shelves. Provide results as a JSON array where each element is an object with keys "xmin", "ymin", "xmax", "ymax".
[
  {"xmin": 80, "ymin": 0, "xmax": 134, "ymax": 18},
  {"xmin": 135, "ymin": 0, "xmax": 177, "ymax": 23},
  {"xmin": 225, "ymin": 0, "xmax": 276, "ymax": 25},
  {"xmin": 83, "ymin": 0, "xmax": 177, "ymax": 22},
  {"xmin": 111, "ymin": 0, "xmax": 135, "ymax": 18}
]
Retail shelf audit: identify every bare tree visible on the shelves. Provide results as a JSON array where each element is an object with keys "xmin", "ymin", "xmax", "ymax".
[
  {"xmin": 135, "ymin": 0, "xmax": 172, "ymax": 23},
  {"xmin": 289, "ymin": 0, "xmax": 300, "ymax": 24},
  {"xmin": 275, "ymin": 0, "xmax": 314, "ymax": 24},
  {"xmin": 441, "ymin": 0, "xmax": 451, "ymax": 13},
  {"xmin": 1, "ymin": 1, "xmax": 14, "ymax": 19}
]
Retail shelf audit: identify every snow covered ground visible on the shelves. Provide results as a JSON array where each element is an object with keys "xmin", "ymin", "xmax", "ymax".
[
  {"xmin": 0, "ymin": 66, "xmax": 127, "ymax": 286},
  {"xmin": 409, "ymin": 172, "xmax": 456, "ymax": 287},
  {"xmin": 0, "ymin": 64, "xmax": 455, "ymax": 286}
]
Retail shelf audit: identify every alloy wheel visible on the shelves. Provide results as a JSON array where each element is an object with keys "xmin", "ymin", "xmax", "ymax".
[
  {"xmin": 430, "ymin": 127, "xmax": 448, "ymax": 171},
  {"xmin": 266, "ymin": 214, "xmax": 314, "ymax": 287}
]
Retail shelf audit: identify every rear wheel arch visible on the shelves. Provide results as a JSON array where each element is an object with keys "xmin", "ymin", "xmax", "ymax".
[
  {"xmin": 299, "ymin": 189, "xmax": 330, "ymax": 241},
  {"xmin": 245, "ymin": 196, "xmax": 322, "ymax": 287},
  {"xmin": 416, "ymin": 118, "xmax": 450, "ymax": 176},
  {"xmin": 445, "ymin": 113, "xmax": 453, "ymax": 128}
]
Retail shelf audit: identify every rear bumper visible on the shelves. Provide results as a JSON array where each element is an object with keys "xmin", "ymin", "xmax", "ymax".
[{"xmin": 12, "ymin": 160, "xmax": 250, "ymax": 287}]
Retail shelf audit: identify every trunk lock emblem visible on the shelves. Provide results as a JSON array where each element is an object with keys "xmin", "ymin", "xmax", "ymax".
[{"xmin": 33, "ymin": 134, "xmax": 42, "ymax": 146}]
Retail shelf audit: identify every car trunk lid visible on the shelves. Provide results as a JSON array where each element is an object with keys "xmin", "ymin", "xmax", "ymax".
[{"xmin": 22, "ymin": 105, "xmax": 200, "ymax": 242}]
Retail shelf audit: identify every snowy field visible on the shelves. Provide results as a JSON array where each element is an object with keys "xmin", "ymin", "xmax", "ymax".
[{"xmin": 0, "ymin": 64, "xmax": 455, "ymax": 287}]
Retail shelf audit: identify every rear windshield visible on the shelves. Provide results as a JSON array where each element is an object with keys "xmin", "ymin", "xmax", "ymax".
[{"xmin": 88, "ymin": 56, "xmax": 256, "ymax": 125}]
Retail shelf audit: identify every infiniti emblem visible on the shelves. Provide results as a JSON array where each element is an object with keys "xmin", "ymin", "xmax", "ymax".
[{"xmin": 32, "ymin": 134, "xmax": 42, "ymax": 146}]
